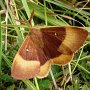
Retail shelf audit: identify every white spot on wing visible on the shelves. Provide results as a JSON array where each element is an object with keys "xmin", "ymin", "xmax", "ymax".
[
  {"xmin": 55, "ymin": 33, "xmax": 57, "ymax": 36},
  {"xmin": 26, "ymin": 48, "xmax": 29, "ymax": 52}
]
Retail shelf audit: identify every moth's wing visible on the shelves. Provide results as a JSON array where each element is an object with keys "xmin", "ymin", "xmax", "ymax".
[
  {"xmin": 37, "ymin": 60, "xmax": 51, "ymax": 78},
  {"xmin": 36, "ymin": 54, "xmax": 73, "ymax": 78},
  {"xmin": 58, "ymin": 27, "xmax": 88, "ymax": 54},
  {"xmin": 29, "ymin": 28, "xmax": 51, "ymax": 78},
  {"xmin": 11, "ymin": 35, "xmax": 40, "ymax": 80},
  {"xmin": 34, "ymin": 48, "xmax": 51, "ymax": 78},
  {"xmin": 41, "ymin": 26, "xmax": 88, "ymax": 55},
  {"xmin": 41, "ymin": 27, "xmax": 65, "ymax": 59},
  {"xmin": 30, "ymin": 28, "xmax": 49, "ymax": 65},
  {"xmin": 41, "ymin": 26, "xmax": 88, "ymax": 65},
  {"xmin": 41, "ymin": 27, "xmax": 70, "ymax": 65},
  {"xmin": 50, "ymin": 54, "xmax": 73, "ymax": 65}
]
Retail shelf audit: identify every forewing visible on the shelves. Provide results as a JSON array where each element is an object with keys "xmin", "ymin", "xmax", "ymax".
[
  {"xmin": 58, "ymin": 27, "xmax": 88, "ymax": 54},
  {"xmin": 41, "ymin": 27, "xmax": 66, "ymax": 58},
  {"xmin": 11, "ymin": 35, "xmax": 40, "ymax": 80},
  {"xmin": 41, "ymin": 26, "xmax": 88, "ymax": 65},
  {"xmin": 41, "ymin": 26, "xmax": 88, "ymax": 55}
]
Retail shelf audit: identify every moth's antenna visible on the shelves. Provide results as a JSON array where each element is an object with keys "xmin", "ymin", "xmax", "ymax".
[{"xmin": 29, "ymin": 9, "xmax": 34, "ymax": 28}]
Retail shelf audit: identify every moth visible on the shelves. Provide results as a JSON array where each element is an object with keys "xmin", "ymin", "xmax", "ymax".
[{"xmin": 11, "ymin": 26, "xmax": 88, "ymax": 80}]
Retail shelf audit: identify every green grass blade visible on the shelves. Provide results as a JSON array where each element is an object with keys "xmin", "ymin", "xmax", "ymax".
[
  {"xmin": 0, "ymin": 14, "xmax": 2, "ymax": 70},
  {"xmin": 2, "ymin": 53, "xmax": 12, "ymax": 68},
  {"xmin": 21, "ymin": 0, "xmax": 31, "ymax": 18},
  {"xmin": 23, "ymin": 80, "xmax": 38, "ymax": 90},
  {"xmin": 28, "ymin": 2, "xmax": 69, "ymax": 26}
]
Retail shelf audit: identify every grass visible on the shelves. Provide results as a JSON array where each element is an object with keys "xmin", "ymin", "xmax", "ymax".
[
  {"xmin": 0, "ymin": 0, "xmax": 90, "ymax": 90},
  {"xmin": 0, "ymin": 14, "xmax": 2, "ymax": 71}
]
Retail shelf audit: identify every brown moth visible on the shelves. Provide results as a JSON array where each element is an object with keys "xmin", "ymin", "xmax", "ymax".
[{"xmin": 11, "ymin": 26, "xmax": 88, "ymax": 80}]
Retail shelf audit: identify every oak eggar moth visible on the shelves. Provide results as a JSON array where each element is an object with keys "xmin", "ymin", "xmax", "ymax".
[{"xmin": 11, "ymin": 26, "xmax": 88, "ymax": 80}]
